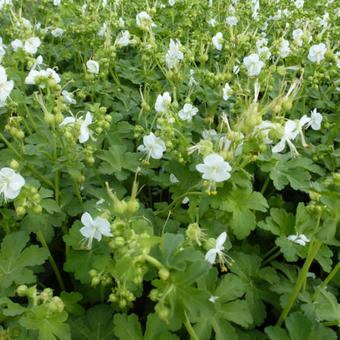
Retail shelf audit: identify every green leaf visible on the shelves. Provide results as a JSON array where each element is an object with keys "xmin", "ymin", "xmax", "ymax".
[
  {"xmin": 218, "ymin": 299, "xmax": 253, "ymax": 328},
  {"xmin": 211, "ymin": 188, "xmax": 268, "ymax": 239},
  {"xmin": 315, "ymin": 290, "xmax": 340, "ymax": 325},
  {"xmin": 285, "ymin": 312, "xmax": 337, "ymax": 340},
  {"xmin": 0, "ymin": 231, "xmax": 49, "ymax": 289},
  {"xmin": 258, "ymin": 208, "xmax": 295, "ymax": 236},
  {"xmin": 144, "ymin": 313, "xmax": 179, "ymax": 340},
  {"xmin": 113, "ymin": 313, "xmax": 143, "ymax": 340},
  {"xmin": 20, "ymin": 306, "xmax": 71, "ymax": 340},
  {"xmin": 265, "ymin": 326, "xmax": 290, "ymax": 340},
  {"xmin": 215, "ymin": 273, "xmax": 246, "ymax": 302},
  {"xmin": 260, "ymin": 155, "xmax": 324, "ymax": 191},
  {"xmin": 275, "ymin": 237, "xmax": 300, "ymax": 262},
  {"xmin": 161, "ymin": 233, "xmax": 184, "ymax": 266},
  {"xmin": 60, "ymin": 292, "xmax": 84, "ymax": 316},
  {"xmin": 68, "ymin": 304, "xmax": 115, "ymax": 340}
]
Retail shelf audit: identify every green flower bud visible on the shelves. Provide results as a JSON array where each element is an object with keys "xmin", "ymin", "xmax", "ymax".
[
  {"xmin": 91, "ymin": 276, "xmax": 101, "ymax": 286},
  {"xmin": 109, "ymin": 293, "xmax": 118, "ymax": 303},
  {"xmin": 16, "ymin": 207, "xmax": 26, "ymax": 217},
  {"xmin": 16, "ymin": 285, "xmax": 28, "ymax": 297},
  {"xmin": 118, "ymin": 299, "xmax": 127, "ymax": 309},
  {"xmin": 158, "ymin": 267, "xmax": 170, "ymax": 280},
  {"xmin": 33, "ymin": 204, "xmax": 42, "ymax": 215},
  {"xmin": 149, "ymin": 289, "xmax": 159, "ymax": 302},
  {"xmin": 89, "ymin": 269, "xmax": 97, "ymax": 277},
  {"xmin": 10, "ymin": 159, "xmax": 19, "ymax": 170},
  {"xmin": 127, "ymin": 199, "xmax": 139, "ymax": 214}
]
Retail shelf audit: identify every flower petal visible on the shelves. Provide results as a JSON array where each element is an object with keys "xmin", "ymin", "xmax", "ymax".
[{"xmin": 81, "ymin": 212, "xmax": 93, "ymax": 227}]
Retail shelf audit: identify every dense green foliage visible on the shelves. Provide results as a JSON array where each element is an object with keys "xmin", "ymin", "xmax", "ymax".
[{"xmin": 0, "ymin": 0, "xmax": 339, "ymax": 339}]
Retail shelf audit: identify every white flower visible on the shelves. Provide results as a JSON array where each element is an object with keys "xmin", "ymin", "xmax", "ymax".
[
  {"xmin": 80, "ymin": 212, "xmax": 113, "ymax": 249},
  {"xmin": 24, "ymin": 37, "xmax": 41, "ymax": 54},
  {"xmin": 182, "ymin": 197, "xmax": 189, "ymax": 204},
  {"xmin": 116, "ymin": 30, "xmax": 132, "ymax": 47},
  {"xmin": 86, "ymin": 60, "xmax": 99, "ymax": 74},
  {"xmin": 279, "ymin": 39, "xmax": 291, "ymax": 58},
  {"xmin": 257, "ymin": 46, "xmax": 271, "ymax": 60},
  {"xmin": 223, "ymin": 83, "xmax": 232, "ymax": 101},
  {"xmin": 11, "ymin": 39, "xmax": 23, "ymax": 51},
  {"xmin": 205, "ymin": 232, "xmax": 227, "ymax": 264},
  {"xmin": 178, "ymin": 103, "xmax": 198, "ymax": 121},
  {"xmin": 119, "ymin": 17, "xmax": 125, "ymax": 28},
  {"xmin": 53, "ymin": 0, "xmax": 61, "ymax": 5},
  {"xmin": 136, "ymin": 11, "xmax": 155, "ymax": 28},
  {"xmin": 307, "ymin": 109, "xmax": 322, "ymax": 130},
  {"xmin": 292, "ymin": 29, "xmax": 304, "ymax": 47},
  {"xmin": 208, "ymin": 18, "xmax": 216, "ymax": 27},
  {"xmin": 169, "ymin": 0, "xmax": 175, "ymax": 6},
  {"xmin": 254, "ymin": 121, "xmax": 276, "ymax": 144},
  {"xmin": 165, "ymin": 39, "xmax": 184, "ymax": 69},
  {"xmin": 308, "ymin": 43, "xmax": 327, "ymax": 64},
  {"xmin": 51, "ymin": 28, "xmax": 64, "ymax": 37},
  {"xmin": 169, "ymin": 173, "xmax": 179, "ymax": 183},
  {"xmin": 202, "ymin": 129, "xmax": 218, "ymax": 140},
  {"xmin": 272, "ymin": 120, "xmax": 299, "ymax": 155},
  {"xmin": 62, "ymin": 90, "xmax": 77, "ymax": 105},
  {"xmin": 196, "ymin": 154, "xmax": 232, "ymax": 193},
  {"xmin": 0, "ymin": 39, "xmax": 5, "ymax": 61},
  {"xmin": 98, "ymin": 23, "xmax": 107, "ymax": 37},
  {"xmin": 212, "ymin": 32, "xmax": 223, "ymax": 51},
  {"xmin": 288, "ymin": 234, "xmax": 310, "ymax": 246},
  {"xmin": 137, "ymin": 132, "xmax": 166, "ymax": 162},
  {"xmin": 243, "ymin": 53, "xmax": 264, "ymax": 76},
  {"xmin": 0, "ymin": 0, "xmax": 12, "ymax": 11},
  {"xmin": 225, "ymin": 16, "xmax": 238, "ymax": 26},
  {"xmin": 102, "ymin": 0, "xmax": 107, "ymax": 8},
  {"xmin": 294, "ymin": 0, "xmax": 304, "ymax": 9},
  {"xmin": 59, "ymin": 112, "xmax": 93, "ymax": 143},
  {"xmin": 0, "ymin": 167, "xmax": 25, "ymax": 201},
  {"xmin": 209, "ymin": 295, "xmax": 219, "ymax": 303},
  {"xmin": 155, "ymin": 92, "xmax": 171, "ymax": 112},
  {"xmin": 256, "ymin": 38, "xmax": 268, "ymax": 48},
  {"xmin": 25, "ymin": 68, "xmax": 61, "ymax": 88},
  {"xmin": 0, "ymin": 66, "xmax": 14, "ymax": 107}
]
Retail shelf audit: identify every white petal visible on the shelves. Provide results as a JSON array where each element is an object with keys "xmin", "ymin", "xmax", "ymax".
[
  {"xmin": 94, "ymin": 217, "xmax": 113, "ymax": 236},
  {"xmin": 59, "ymin": 116, "xmax": 76, "ymax": 126},
  {"xmin": 272, "ymin": 138, "xmax": 286, "ymax": 153},
  {"xmin": 205, "ymin": 249, "xmax": 218, "ymax": 264},
  {"xmin": 80, "ymin": 226, "xmax": 93, "ymax": 238},
  {"xmin": 81, "ymin": 212, "xmax": 93, "ymax": 227},
  {"xmin": 216, "ymin": 232, "xmax": 227, "ymax": 248}
]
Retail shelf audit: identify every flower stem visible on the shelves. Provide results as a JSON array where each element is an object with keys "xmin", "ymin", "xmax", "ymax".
[
  {"xmin": 312, "ymin": 261, "xmax": 340, "ymax": 302},
  {"xmin": 143, "ymin": 254, "xmax": 162, "ymax": 269},
  {"xmin": 184, "ymin": 311, "xmax": 199, "ymax": 340},
  {"xmin": 262, "ymin": 249, "xmax": 281, "ymax": 266},
  {"xmin": 36, "ymin": 231, "xmax": 65, "ymax": 291},
  {"xmin": 73, "ymin": 179, "xmax": 83, "ymax": 204},
  {"xmin": 276, "ymin": 239, "xmax": 322, "ymax": 327},
  {"xmin": 155, "ymin": 191, "xmax": 202, "ymax": 216},
  {"xmin": 261, "ymin": 176, "xmax": 270, "ymax": 195}
]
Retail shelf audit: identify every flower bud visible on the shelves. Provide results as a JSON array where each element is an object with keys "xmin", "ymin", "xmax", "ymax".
[
  {"xmin": 17, "ymin": 285, "xmax": 28, "ymax": 297},
  {"xmin": 158, "ymin": 267, "xmax": 170, "ymax": 280},
  {"xmin": 10, "ymin": 159, "xmax": 19, "ymax": 170},
  {"xmin": 118, "ymin": 299, "xmax": 127, "ymax": 309},
  {"xmin": 89, "ymin": 269, "xmax": 97, "ymax": 277},
  {"xmin": 16, "ymin": 207, "xmax": 26, "ymax": 217},
  {"xmin": 127, "ymin": 199, "xmax": 139, "ymax": 214},
  {"xmin": 91, "ymin": 276, "xmax": 101, "ymax": 286}
]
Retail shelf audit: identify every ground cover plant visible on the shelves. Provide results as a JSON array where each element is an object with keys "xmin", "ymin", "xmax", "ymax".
[{"xmin": 0, "ymin": 0, "xmax": 340, "ymax": 338}]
